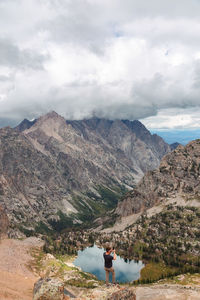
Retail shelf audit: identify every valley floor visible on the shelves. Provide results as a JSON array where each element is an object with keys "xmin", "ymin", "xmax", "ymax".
[{"xmin": 0, "ymin": 237, "xmax": 43, "ymax": 300}]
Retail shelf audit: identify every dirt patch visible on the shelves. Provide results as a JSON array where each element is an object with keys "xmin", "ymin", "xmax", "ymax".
[{"xmin": 0, "ymin": 237, "xmax": 44, "ymax": 300}]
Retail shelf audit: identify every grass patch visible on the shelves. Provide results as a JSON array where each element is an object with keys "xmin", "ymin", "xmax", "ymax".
[
  {"xmin": 65, "ymin": 278, "xmax": 98, "ymax": 288},
  {"xmin": 55, "ymin": 253, "xmax": 77, "ymax": 263},
  {"xmin": 78, "ymin": 270, "xmax": 97, "ymax": 280},
  {"xmin": 139, "ymin": 262, "xmax": 178, "ymax": 282}
]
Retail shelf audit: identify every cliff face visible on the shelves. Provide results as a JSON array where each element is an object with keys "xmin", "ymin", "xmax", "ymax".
[
  {"xmin": 116, "ymin": 140, "xmax": 200, "ymax": 217},
  {"xmin": 67, "ymin": 117, "xmax": 171, "ymax": 176},
  {"xmin": 0, "ymin": 112, "xmax": 170, "ymax": 234}
]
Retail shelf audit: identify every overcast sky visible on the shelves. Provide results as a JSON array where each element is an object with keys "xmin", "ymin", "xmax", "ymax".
[{"xmin": 0, "ymin": 0, "xmax": 200, "ymax": 129}]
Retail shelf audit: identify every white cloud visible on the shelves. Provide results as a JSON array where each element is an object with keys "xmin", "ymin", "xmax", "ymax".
[
  {"xmin": 0, "ymin": 0, "xmax": 200, "ymax": 128},
  {"xmin": 141, "ymin": 107, "xmax": 200, "ymax": 129}
]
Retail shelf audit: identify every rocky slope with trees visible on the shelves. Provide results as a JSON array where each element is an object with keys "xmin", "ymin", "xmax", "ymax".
[{"xmin": 116, "ymin": 139, "xmax": 200, "ymax": 217}]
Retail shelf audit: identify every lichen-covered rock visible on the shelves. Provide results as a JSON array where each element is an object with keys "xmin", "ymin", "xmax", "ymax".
[
  {"xmin": 33, "ymin": 277, "xmax": 64, "ymax": 300},
  {"xmin": 107, "ymin": 287, "xmax": 136, "ymax": 300}
]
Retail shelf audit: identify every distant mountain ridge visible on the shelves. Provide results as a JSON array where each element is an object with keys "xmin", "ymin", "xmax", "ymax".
[
  {"xmin": 17, "ymin": 112, "xmax": 171, "ymax": 182},
  {"xmin": 151, "ymin": 129, "xmax": 200, "ymax": 145},
  {"xmin": 15, "ymin": 118, "xmax": 37, "ymax": 132},
  {"xmin": 0, "ymin": 111, "xmax": 171, "ymax": 236},
  {"xmin": 68, "ymin": 118, "xmax": 170, "ymax": 166}
]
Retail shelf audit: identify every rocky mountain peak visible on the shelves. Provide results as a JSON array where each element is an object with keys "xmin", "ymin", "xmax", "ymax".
[
  {"xmin": 43, "ymin": 110, "xmax": 61, "ymax": 119},
  {"xmin": 36, "ymin": 111, "xmax": 66, "ymax": 125},
  {"xmin": 23, "ymin": 111, "xmax": 68, "ymax": 140}
]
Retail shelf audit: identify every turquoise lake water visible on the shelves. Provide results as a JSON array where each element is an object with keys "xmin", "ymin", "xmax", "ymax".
[{"xmin": 73, "ymin": 244, "xmax": 144, "ymax": 283}]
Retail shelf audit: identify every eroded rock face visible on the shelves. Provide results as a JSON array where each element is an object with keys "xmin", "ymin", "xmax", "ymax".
[
  {"xmin": 0, "ymin": 127, "xmax": 77, "ymax": 235},
  {"xmin": 33, "ymin": 278, "xmax": 64, "ymax": 300},
  {"xmin": 117, "ymin": 140, "xmax": 200, "ymax": 217}
]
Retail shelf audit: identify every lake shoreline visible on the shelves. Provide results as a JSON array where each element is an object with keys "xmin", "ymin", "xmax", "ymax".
[{"xmin": 73, "ymin": 244, "xmax": 144, "ymax": 283}]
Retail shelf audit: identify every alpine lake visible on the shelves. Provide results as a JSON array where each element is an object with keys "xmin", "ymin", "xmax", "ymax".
[{"xmin": 73, "ymin": 244, "xmax": 144, "ymax": 283}]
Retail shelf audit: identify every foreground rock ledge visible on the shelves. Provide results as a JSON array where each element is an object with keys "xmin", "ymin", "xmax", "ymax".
[
  {"xmin": 33, "ymin": 277, "xmax": 137, "ymax": 300},
  {"xmin": 33, "ymin": 277, "xmax": 200, "ymax": 300}
]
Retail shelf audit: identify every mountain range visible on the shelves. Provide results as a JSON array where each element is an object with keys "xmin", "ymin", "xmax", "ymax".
[{"xmin": 0, "ymin": 111, "xmax": 171, "ymax": 236}]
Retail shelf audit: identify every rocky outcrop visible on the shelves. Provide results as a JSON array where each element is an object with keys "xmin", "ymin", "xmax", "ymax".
[
  {"xmin": 33, "ymin": 278, "xmax": 200, "ymax": 300},
  {"xmin": 117, "ymin": 139, "xmax": 200, "ymax": 217},
  {"xmin": 33, "ymin": 278, "xmax": 67, "ymax": 300}
]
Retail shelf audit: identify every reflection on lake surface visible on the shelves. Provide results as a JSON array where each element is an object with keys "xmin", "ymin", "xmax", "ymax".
[{"xmin": 73, "ymin": 244, "xmax": 144, "ymax": 283}]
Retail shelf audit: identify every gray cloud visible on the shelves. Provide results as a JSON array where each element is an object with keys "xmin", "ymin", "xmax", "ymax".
[
  {"xmin": 0, "ymin": 0, "xmax": 200, "ymax": 129},
  {"xmin": 0, "ymin": 38, "xmax": 47, "ymax": 69},
  {"xmin": 0, "ymin": 74, "xmax": 11, "ymax": 81},
  {"xmin": 42, "ymin": 1, "xmax": 200, "ymax": 52}
]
